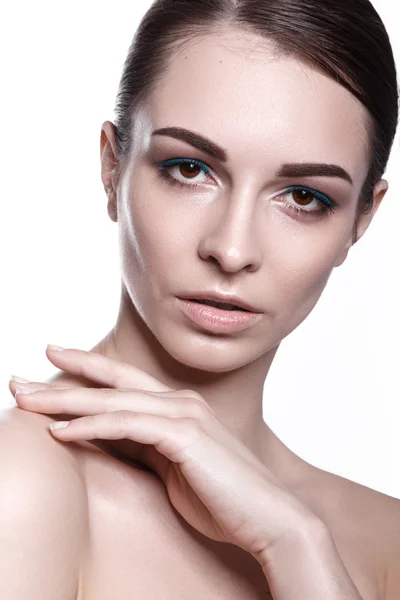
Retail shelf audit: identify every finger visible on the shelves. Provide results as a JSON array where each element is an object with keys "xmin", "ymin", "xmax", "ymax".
[
  {"xmin": 14, "ymin": 387, "xmax": 210, "ymax": 420},
  {"xmin": 9, "ymin": 380, "xmax": 69, "ymax": 397},
  {"xmin": 45, "ymin": 347, "xmax": 173, "ymax": 392},
  {"xmin": 11, "ymin": 379, "xmax": 211, "ymax": 412},
  {"xmin": 49, "ymin": 411, "xmax": 201, "ymax": 468}
]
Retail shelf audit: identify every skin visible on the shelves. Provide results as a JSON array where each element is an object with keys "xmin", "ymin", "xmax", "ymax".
[
  {"xmin": 96, "ymin": 27, "xmax": 387, "ymax": 472},
  {"xmin": 5, "ymin": 25, "xmax": 400, "ymax": 600}
]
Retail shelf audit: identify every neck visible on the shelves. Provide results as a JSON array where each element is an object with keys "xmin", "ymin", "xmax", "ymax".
[{"xmin": 89, "ymin": 286, "xmax": 311, "ymax": 488}]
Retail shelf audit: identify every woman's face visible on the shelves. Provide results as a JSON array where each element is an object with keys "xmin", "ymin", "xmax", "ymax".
[{"xmin": 104, "ymin": 28, "xmax": 386, "ymax": 373}]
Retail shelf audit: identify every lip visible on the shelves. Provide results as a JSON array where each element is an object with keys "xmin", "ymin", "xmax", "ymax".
[
  {"xmin": 176, "ymin": 298, "xmax": 263, "ymax": 334},
  {"xmin": 177, "ymin": 291, "xmax": 262, "ymax": 313}
]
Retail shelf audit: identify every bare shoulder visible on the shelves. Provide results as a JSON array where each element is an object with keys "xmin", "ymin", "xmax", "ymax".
[
  {"xmin": 0, "ymin": 406, "xmax": 89, "ymax": 526},
  {"xmin": 0, "ymin": 405, "xmax": 88, "ymax": 490},
  {"xmin": 298, "ymin": 465, "xmax": 400, "ymax": 598},
  {"xmin": 0, "ymin": 406, "xmax": 88, "ymax": 599},
  {"xmin": 317, "ymin": 466, "xmax": 400, "ymax": 544}
]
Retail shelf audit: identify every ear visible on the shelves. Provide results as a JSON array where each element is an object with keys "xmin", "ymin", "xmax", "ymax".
[
  {"xmin": 100, "ymin": 121, "xmax": 120, "ymax": 223},
  {"xmin": 334, "ymin": 178, "xmax": 389, "ymax": 268}
]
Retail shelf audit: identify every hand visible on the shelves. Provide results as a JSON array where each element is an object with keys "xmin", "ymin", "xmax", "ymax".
[{"xmin": 10, "ymin": 346, "xmax": 320, "ymax": 567}]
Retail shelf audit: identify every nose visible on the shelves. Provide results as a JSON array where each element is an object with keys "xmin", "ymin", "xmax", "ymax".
[{"xmin": 197, "ymin": 192, "xmax": 263, "ymax": 273}]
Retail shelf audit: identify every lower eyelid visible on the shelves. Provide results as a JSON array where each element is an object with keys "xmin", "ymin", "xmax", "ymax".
[{"xmin": 154, "ymin": 162, "xmax": 338, "ymax": 208}]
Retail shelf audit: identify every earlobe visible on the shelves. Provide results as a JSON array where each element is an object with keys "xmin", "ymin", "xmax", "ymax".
[
  {"xmin": 334, "ymin": 245, "xmax": 351, "ymax": 268},
  {"xmin": 106, "ymin": 190, "xmax": 118, "ymax": 223}
]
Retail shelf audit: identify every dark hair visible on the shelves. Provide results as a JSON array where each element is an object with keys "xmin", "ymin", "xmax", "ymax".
[{"xmin": 113, "ymin": 0, "xmax": 399, "ymax": 244}]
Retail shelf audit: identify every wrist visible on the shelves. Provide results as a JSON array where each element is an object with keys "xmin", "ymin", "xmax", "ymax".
[
  {"xmin": 254, "ymin": 510, "xmax": 330, "ymax": 572},
  {"xmin": 256, "ymin": 519, "xmax": 363, "ymax": 600}
]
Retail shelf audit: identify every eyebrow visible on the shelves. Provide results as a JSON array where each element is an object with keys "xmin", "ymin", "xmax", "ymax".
[{"xmin": 151, "ymin": 126, "xmax": 354, "ymax": 185}]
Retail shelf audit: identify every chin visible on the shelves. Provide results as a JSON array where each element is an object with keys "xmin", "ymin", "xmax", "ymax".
[
  {"xmin": 171, "ymin": 351, "xmax": 248, "ymax": 373},
  {"xmin": 158, "ymin": 326, "xmax": 265, "ymax": 373}
]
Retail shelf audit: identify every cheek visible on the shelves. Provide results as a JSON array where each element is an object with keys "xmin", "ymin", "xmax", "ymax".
[
  {"xmin": 269, "ymin": 225, "xmax": 345, "ymax": 331},
  {"xmin": 119, "ymin": 177, "xmax": 193, "ymax": 288}
]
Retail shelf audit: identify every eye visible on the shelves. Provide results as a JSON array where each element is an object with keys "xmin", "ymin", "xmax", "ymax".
[
  {"xmin": 153, "ymin": 159, "xmax": 338, "ymax": 220},
  {"xmin": 153, "ymin": 158, "xmax": 214, "ymax": 189},
  {"xmin": 278, "ymin": 185, "xmax": 338, "ymax": 220}
]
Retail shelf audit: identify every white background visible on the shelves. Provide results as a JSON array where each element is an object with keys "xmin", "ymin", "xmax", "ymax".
[{"xmin": 1, "ymin": 1, "xmax": 399, "ymax": 498}]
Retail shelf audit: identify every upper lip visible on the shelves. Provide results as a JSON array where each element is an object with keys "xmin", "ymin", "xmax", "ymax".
[{"xmin": 177, "ymin": 291, "xmax": 262, "ymax": 313}]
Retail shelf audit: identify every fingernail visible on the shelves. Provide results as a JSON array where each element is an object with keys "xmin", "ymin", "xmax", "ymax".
[
  {"xmin": 10, "ymin": 375, "xmax": 30, "ymax": 383},
  {"xmin": 47, "ymin": 344, "xmax": 66, "ymax": 352},
  {"xmin": 15, "ymin": 387, "xmax": 38, "ymax": 395},
  {"xmin": 50, "ymin": 421, "xmax": 70, "ymax": 430}
]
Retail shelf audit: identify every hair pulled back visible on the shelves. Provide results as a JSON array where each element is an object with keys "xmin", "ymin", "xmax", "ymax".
[{"xmin": 113, "ymin": 0, "xmax": 399, "ymax": 243}]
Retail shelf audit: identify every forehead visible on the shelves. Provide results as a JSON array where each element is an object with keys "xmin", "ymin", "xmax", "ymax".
[{"xmin": 144, "ymin": 28, "xmax": 370, "ymax": 185}]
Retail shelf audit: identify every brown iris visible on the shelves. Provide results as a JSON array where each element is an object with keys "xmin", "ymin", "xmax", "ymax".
[
  {"xmin": 178, "ymin": 161, "xmax": 201, "ymax": 179},
  {"xmin": 292, "ymin": 188, "xmax": 314, "ymax": 206}
]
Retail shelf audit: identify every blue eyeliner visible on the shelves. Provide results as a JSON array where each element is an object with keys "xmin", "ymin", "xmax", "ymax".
[
  {"xmin": 153, "ymin": 157, "xmax": 338, "ymax": 217},
  {"xmin": 155, "ymin": 157, "xmax": 210, "ymax": 174},
  {"xmin": 284, "ymin": 185, "xmax": 338, "ymax": 208}
]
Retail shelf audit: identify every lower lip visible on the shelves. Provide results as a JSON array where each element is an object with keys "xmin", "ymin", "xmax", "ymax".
[{"xmin": 177, "ymin": 298, "xmax": 263, "ymax": 334}]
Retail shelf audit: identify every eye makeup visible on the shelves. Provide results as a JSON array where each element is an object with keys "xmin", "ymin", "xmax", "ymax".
[
  {"xmin": 152, "ymin": 157, "xmax": 339, "ymax": 220},
  {"xmin": 154, "ymin": 157, "xmax": 212, "ymax": 187}
]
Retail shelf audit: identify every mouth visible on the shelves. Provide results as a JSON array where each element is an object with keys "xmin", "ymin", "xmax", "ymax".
[
  {"xmin": 189, "ymin": 299, "xmax": 250, "ymax": 312},
  {"xmin": 176, "ymin": 296, "xmax": 263, "ymax": 334},
  {"xmin": 178, "ymin": 291, "xmax": 261, "ymax": 313}
]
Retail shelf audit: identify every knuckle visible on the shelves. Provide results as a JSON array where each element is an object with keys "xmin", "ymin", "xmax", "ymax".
[
  {"xmin": 188, "ymin": 401, "xmax": 209, "ymax": 420},
  {"xmin": 108, "ymin": 370, "xmax": 122, "ymax": 389},
  {"xmin": 180, "ymin": 389, "xmax": 213, "ymax": 417},
  {"xmin": 116, "ymin": 410, "xmax": 133, "ymax": 430},
  {"xmin": 101, "ymin": 387, "xmax": 115, "ymax": 410},
  {"xmin": 181, "ymin": 389, "xmax": 203, "ymax": 403},
  {"xmin": 89, "ymin": 415, "xmax": 100, "ymax": 438}
]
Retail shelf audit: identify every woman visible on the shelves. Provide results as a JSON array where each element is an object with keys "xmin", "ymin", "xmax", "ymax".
[{"xmin": 3, "ymin": 0, "xmax": 400, "ymax": 598}]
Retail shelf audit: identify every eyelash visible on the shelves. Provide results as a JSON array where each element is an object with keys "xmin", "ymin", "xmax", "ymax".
[{"xmin": 153, "ymin": 157, "xmax": 338, "ymax": 219}]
